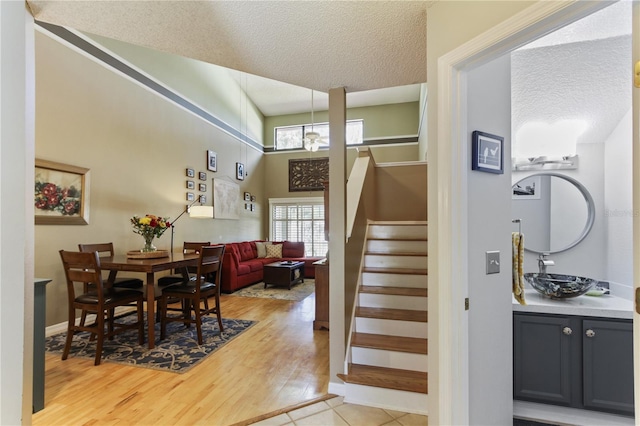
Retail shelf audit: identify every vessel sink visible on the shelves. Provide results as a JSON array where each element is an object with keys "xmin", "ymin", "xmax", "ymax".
[{"xmin": 524, "ymin": 273, "xmax": 598, "ymax": 299}]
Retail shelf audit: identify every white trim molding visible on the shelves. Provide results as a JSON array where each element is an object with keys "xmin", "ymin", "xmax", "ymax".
[{"xmin": 431, "ymin": 1, "xmax": 612, "ymax": 424}]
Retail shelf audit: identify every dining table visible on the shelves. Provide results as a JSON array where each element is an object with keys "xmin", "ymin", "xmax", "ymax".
[{"xmin": 100, "ymin": 252, "xmax": 199, "ymax": 349}]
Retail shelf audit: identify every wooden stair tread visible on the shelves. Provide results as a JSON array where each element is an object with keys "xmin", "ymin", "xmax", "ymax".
[
  {"xmin": 363, "ymin": 267, "xmax": 427, "ymax": 275},
  {"xmin": 360, "ymin": 286, "xmax": 427, "ymax": 297},
  {"xmin": 338, "ymin": 364, "xmax": 427, "ymax": 394},
  {"xmin": 356, "ymin": 306, "xmax": 427, "ymax": 322},
  {"xmin": 367, "ymin": 238, "xmax": 428, "ymax": 242},
  {"xmin": 352, "ymin": 332, "xmax": 427, "ymax": 355},
  {"xmin": 365, "ymin": 251, "xmax": 428, "ymax": 257}
]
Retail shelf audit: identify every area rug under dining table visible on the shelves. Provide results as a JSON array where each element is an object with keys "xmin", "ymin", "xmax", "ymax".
[{"xmin": 45, "ymin": 315, "xmax": 256, "ymax": 373}]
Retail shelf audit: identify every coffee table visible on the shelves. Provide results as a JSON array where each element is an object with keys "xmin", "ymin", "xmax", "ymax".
[{"xmin": 263, "ymin": 261, "xmax": 305, "ymax": 290}]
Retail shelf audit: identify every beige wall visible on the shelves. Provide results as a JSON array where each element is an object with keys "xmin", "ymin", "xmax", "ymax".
[
  {"xmin": 263, "ymin": 102, "xmax": 420, "ymax": 148},
  {"xmin": 85, "ymin": 32, "xmax": 265, "ymax": 146},
  {"xmin": 35, "ymin": 31, "xmax": 265, "ymax": 326}
]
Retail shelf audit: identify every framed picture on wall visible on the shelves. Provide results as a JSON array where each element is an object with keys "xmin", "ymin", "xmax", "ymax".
[
  {"xmin": 199, "ymin": 183, "xmax": 207, "ymax": 192},
  {"xmin": 199, "ymin": 171, "xmax": 207, "ymax": 181},
  {"xmin": 471, "ymin": 130, "xmax": 504, "ymax": 174},
  {"xmin": 236, "ymin": 163, "xmax": 245, "ymax": 181},
  {"xmin": 186, "ymin": 168, "xmax": 195, "ymax": 178},
  {"xmin": 186, "ymin": 180, "xmax": 195, "ymax": 190},
  {"xmin": 244, "ymin": 192, "xmax": 251, "ymax": 201},
  {"xmin": 187, "ymin": 192, "xmax": 195, "ymax": 201},
  {"xmin": 512, "ymin": 175, "xmax": 541, "ymax": 200},
  {"xmin": 207, "ymin": 150, "xmax": 217, "ymax": 172},
  {"xmin": 35, "ymin": 159, "xmax": 90, "ymax": 225}
]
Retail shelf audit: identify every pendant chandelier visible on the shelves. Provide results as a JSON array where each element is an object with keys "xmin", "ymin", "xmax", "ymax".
[{"xmin": 304, "ymin": 90, "xmax": 324, "ymax": 152}]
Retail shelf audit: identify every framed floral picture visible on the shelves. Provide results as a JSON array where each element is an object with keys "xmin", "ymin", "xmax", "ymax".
[{"xmin": 35, "ymin": 159, "xmax": 90, "ymax": 225}]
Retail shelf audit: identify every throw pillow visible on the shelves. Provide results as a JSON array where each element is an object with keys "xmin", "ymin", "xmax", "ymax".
[
  {"xmin": 255, "ymin": 241, "xmax": 271, "ymax": 258},
  {"xmin": 265, "ymin": 243, "xmax": 283, "ymax": 258}
]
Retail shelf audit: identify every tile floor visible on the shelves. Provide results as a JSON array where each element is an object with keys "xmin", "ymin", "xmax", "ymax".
[{"xmin": 249, "ymin": 396, "xmax": 428, "ymax": 426}]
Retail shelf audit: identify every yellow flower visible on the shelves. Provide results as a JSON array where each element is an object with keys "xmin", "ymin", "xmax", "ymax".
[{"xmin": 139, "ymin": 217, "xmax": 151, "ymax": 225}]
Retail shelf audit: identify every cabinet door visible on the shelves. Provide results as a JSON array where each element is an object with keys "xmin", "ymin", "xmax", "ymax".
[
  {"xmin": 514, "ymin": 313, "xmax": 577, "ymax": 405},
  {"xmin": 582, "ymin": 319, "xmax": 634, "ymax": 415}
]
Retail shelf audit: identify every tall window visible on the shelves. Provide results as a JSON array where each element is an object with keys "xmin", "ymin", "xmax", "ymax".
[
  {"xmin": 269, "ymin": 197, "xmax": 327, "ymax": 257},
  {"xmin": 274, "ymin": 119, "xmax": 364, "ymax": 150}
]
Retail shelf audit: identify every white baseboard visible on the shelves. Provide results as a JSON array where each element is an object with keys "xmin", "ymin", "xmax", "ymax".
[{"xmin": 45, "ymin": 306, "xmax": 137, "ymax": 337}]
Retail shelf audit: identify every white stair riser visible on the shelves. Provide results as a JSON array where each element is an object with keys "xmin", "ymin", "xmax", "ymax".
[
  {"xmin": 343, "ymin": 383, "xmax": 428, "ymax": 416},
  {"xmin": 351, "ymin": 347, "xmax": 428, "ymax": 372},
  {"xmin": 368, "ymin": 225, "xmax": 428, "ymax": 241},
  {"xmin": 359, "ymin": 293, "xmax": 427, "ymax": 311},
  {"xmin": 362, "ymin": 272, "xmax": 427, "ymax": 289},
  {"xmin": 364, "ymin": 254, "xmax": 427, "ymax": 269},
  {"xmin": 355, "ymin": 317, "xmax": 427, "ymax": 339},
  {"xmin": 367, "ymin": 239, "xmax": 427, "ymax": 255}
]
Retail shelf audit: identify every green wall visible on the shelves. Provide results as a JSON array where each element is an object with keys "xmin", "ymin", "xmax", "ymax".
[{"xmin": 264, "ymin": 101, "xmax": 419, "ymax": 148}]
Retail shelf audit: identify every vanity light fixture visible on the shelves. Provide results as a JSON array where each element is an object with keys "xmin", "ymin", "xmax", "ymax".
[{"xmin": 512, "ymin": 154, "xmax": 579, "ymax": 171}]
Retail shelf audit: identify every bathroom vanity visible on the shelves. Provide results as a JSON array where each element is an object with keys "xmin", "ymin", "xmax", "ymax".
[{"xmin": 513, "ymin": 290, "xmax": 634, "ymax": 417}]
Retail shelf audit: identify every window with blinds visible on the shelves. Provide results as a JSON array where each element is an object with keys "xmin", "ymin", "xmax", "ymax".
[{"xmin": 269, "ymin": 198, "xmax": 327, "ymax": 257}]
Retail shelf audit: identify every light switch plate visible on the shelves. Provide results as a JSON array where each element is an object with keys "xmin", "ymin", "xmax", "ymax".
[{"xmin": 486, "ymin": 251, "xmax": 500, "ymax": 274}]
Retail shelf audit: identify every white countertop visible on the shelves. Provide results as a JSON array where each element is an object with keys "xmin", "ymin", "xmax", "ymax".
[{"xmin": 513, "ymin": 289, "xmax": 633, "ymax": 319}]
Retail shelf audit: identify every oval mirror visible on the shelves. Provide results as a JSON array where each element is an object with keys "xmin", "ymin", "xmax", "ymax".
[{"xmin": 511, "ymin": 173, "xmax": 595, "ymax": 254}]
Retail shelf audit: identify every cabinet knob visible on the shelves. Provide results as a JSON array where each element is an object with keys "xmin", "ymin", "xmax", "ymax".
[
  {"xmin": 563, "ymin": 327, "xmax": 572, "ymax": 335},
  {"xmin": 585, "ymin": 329, "xmax": 596, "ymax": 338}
]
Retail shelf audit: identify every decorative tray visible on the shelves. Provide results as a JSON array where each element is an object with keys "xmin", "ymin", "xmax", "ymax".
[{"xmin": 126, "ymin": 250, "xmax": 170, "ymax": 259}]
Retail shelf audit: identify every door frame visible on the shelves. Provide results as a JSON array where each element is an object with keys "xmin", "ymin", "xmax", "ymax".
[{"xmin": 430, "ymin": 1, "xmax": 626, "ymax": 423}]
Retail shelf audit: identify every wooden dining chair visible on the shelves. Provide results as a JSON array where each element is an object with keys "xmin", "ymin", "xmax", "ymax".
[
  {"xmin": 78, "ymin": 242, "xmax": 144, "ymax": 326},
  {"xmin": 160, "ymin": 245, "xmax": 225, "ymax": 345},
  {"xmin": 59, "ymin": 250, "xmax": 145, "ymax": 365},
  {"xmin": 157, "ymin": 241, "xmax": 210, "ymax": 287}
]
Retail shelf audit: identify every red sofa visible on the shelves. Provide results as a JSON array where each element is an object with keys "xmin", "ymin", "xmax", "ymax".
[{"xmin": 221, "ymin": 240, "xmax": 323, "ymax": 293}]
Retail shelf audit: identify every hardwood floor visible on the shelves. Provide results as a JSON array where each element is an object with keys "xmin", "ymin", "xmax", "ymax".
[{"xmin": 32, "ymin": 293, "xmax": 330, "ymax": 426}]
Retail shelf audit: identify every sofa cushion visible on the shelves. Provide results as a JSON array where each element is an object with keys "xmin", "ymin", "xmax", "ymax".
[
  {"xmin": 225, "ymin": 243, "xmax": 240, "ymax": 267},
  {"xmin": 282, "ymin": 241, "xmax": 305, "ymax": 258},
  {"xmin": 265, "ymin": 243, "xmax": 283, "ymax": 258},
  {"xmin": 237, "ymin": 264, "xmax": 251, "ymax": 275},
  {"xmin": 246, "ymin": 260, "xmax": 264, "ymax": 273},
  {"xmin": 238, "ymin": 241, "xmax": 255, "ymax": 261}
]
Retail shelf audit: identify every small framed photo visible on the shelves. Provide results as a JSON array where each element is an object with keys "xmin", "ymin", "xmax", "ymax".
[
  {"xmin": 245, "ymin": 203, "xmax": 250, "ymax": 210},
  {"xmin": 244, "ymin": 192, "xmax": 251, "ymax": 201},
  {"xmin": 512, "ymin": 175, "xmax": 541, "ymax": 200},
  {"xmin": 199, "ymin": 183, "xmax": 207, "ymax": 192},
  {"xmin": 186, "ymin": 180, "xmax": 195, "ymax": 190},
  {"xmin": 186, "ymin": 192, "xmax": 195, "ymax": 201},
  {"xmin": 207, "ymin": 150, "xmax": 217, "ymax": 172},
  {"xmin": 199, "ymin": 195, "xmax": 206, "ymax": 203},
  {"xmin": 199, "ymin": 171, "xmax": 207, "ymax": 181},
  {"xmin": 471, "ymin": 131, "xmax": 503, "ymax": 174},
  {"xmin": 236, "ymin": 162, "xmax": 244, "ymax": 181},
  {"xmin": 186, "ymin": 168, "xmax": 195, "ymax": 178},
  {"xmin": 250, "ymin": 195, "xmax": 256, "ymax": 202}
]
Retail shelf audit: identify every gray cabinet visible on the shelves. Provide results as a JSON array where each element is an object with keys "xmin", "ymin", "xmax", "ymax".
[{"xmin": 514, "ymin": 312, "xmax": 634, "ymax": 416}]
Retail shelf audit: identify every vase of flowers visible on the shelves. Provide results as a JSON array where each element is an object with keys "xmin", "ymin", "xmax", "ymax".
[{"xmin": 131, "ymin": 214, "xmax": 171, "ymax": 252}]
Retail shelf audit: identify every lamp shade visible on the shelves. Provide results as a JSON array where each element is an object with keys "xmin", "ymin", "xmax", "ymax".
[{"xmin": 189, "ymin": 205, "xmax": 214, "ymax": 218}]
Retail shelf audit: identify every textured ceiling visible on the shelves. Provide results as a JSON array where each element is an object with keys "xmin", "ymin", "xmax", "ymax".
[
  {"xmin": 27, "ymin": 0, "xmax": 428, "ymax": 95},
  {"xmin": 513, "ymin": 0, "xmax": 631, "ymax": 149}
]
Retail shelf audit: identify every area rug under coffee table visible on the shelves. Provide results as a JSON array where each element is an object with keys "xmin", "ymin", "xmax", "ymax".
[
  {"xmin": 45, "ymin": 315, "xmax": 256, "ymax": 373},
  {"xmin": 228, "ymin": 279, "xmax": 315, "ymax": 302}
]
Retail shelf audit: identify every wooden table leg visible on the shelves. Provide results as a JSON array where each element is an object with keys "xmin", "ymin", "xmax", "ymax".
[{"xmin": 146, "ymin": 272, "xmax": 156, "ymax": 349}]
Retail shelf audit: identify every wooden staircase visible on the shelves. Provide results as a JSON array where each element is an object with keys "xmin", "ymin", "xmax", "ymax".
[{"xmin": 338, "ymin": 221, "xmax": 428, "ymax": 414}]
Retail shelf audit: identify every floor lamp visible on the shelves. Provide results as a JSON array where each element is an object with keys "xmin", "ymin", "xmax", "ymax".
[{"xmin": 169, "ymin": 197, "xmax": 214, "ymax": 255}]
